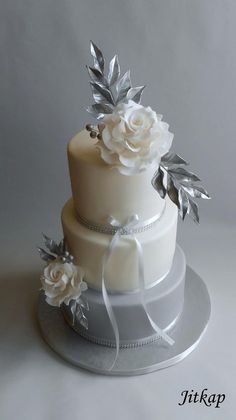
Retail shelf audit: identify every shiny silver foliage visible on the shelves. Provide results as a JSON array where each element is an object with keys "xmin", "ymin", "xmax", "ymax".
[
  {"xmin": 71, "ymin": 297, "xmax": 89, "ymax": 330},
  {"xmin": 37, "ymin": 234, "xmax": 73, "ymax": 263},
  {"xmin": 86, "ymin": 41, "xmax": 145, "ymax": 119},
  {"xmin": 152, "ymin": 153, "xmax": 210, "ymax": 223}
]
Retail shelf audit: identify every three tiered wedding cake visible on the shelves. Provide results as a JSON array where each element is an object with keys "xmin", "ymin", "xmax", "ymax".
[{"xmin": 38, "ymin": 42, "xmax": 210, "ymax": 374}]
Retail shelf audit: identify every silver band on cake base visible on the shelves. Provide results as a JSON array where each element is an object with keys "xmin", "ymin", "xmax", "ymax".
[{"xmin": 63, "ymin": 311, "xmax": 181, "ymax": 349}]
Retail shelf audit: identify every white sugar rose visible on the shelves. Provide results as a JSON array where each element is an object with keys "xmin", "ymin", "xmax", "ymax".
[
  {"xmin": 97, "ymin": 100, "xmax": 174, "ymax": 175},
  {"xmin": 41, "ymin": 259, "xmax": 87, "ymax": 307}
]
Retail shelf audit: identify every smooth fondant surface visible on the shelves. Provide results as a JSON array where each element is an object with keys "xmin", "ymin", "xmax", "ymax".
[
  {"xmin": 61, "ymin": 198, "xmax": 178, "ymax": 291},
  {"xmin": 62, "ymin": 245, "xmax": 186, "ymax": 347},
  {"xmin": 68, "ymin": 130, "xmax": 165, "ymax": 225},
  {"xmin": 37, "ymin": 265, "xmax": 211, "ymax": 376}
]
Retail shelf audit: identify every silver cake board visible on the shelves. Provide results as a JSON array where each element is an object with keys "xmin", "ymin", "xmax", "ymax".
[{"xmin": 37, "ymin": 266, "xmax": 211, "ymax": 376}]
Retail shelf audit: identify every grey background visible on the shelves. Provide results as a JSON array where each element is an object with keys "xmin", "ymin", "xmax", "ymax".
[{"xmin": 0, "ymin": 1, "xmax": 236, "ymax": 419}]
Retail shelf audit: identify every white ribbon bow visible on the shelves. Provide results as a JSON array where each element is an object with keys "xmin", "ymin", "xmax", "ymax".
[{"xmin": 101, "ymin": 214, "xmax": 174, "ymax": 371}]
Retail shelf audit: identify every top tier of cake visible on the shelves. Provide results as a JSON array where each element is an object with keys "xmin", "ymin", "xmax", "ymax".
[{"xmin": 68, "ymin": 130, "xmax": 165, "ymax": 225}]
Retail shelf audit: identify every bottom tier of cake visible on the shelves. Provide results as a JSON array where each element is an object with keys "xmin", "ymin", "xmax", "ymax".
[{"xmin": 62, "ymin": 245, "xmax": 186, "ymax": 348}]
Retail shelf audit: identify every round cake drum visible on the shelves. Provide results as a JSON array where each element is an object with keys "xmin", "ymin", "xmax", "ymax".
[{"xmin": 37, "ymin": 266, "xmax": 211, "ymax": 376}]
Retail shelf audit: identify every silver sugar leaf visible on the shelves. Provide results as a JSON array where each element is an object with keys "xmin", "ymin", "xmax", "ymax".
[
  {"xmin": 188, "ymin": 197, "xmax": 199, "ymax": 223},
  {"xmin": 157, "ymin": 153, "xmax": 210, "ymax": 223},
  {"xmin": 86, "ymin": 42, "xmax": 145, "ymax": 119},
  {"xmin": 168, "ymin": 167, "xmax": 201, "ymax": 182},
  {"xmin": 58, "ymin": 238, "xmax": 66, "ymax": 255},
  {"xmin": 162, "ymin": 152, "xmax": 188, "ymax": 166},
  {"xmin": 90, "ymin": 83, "xmax": 105, "ymax": 104},
  {"xmin": 37, "ymin": 247, "xmax": 55, "ymax": 262},
  {"xmin": 76, "ymin": 305, "xmax": 89, "ymax": 330},
  {"xmin": 86, "ymin": 106, "xmax": 104, "ymax": 120},
  {"xmin": 107, "ymin": 55, "xmax": 120, "ymax": 86},
  {"xmin": 181, "ymin": 184, "xmax": 210, "ymax": 199},
  {"xmin": 90, "ymin": 41, "xmax": 104, "ymax": 72},
  {"xmin": 127, "ymin": 86, "xmax": 145, "ymax": 104},
  {"xmin": 178, "ymin": 189, "xmax": 189, "ymax": 220},
  {"xmin": 43, "ymin": 234, "xmax": 60, "ymax": 255},
  {"xmin": 77, "ymin": 296, "xmax": 89, "ymax": 311},
  {"xmin": 167, "ymin": 177, "xmax": 180, "ymax": 208},
  {"xmin": 90, "ymin": 81, "xmax": 115, "ymax": 105},
  {"xmin": 38, "ymin": 235, "xmax": 75, "ymax": 263},
  {"xmin": 90, "ymin": 103, "xmax": 113, "ymax": 115},
  {"xmin": 151, "ymin": 168, "xmax": 166, "ymax": 198},
  {"xmin": 87, "ymin": 66, "xmax": 104, "ymax": 84},
  {"xmin": 116, "ymin": 70, "xmax": 131, "ymax": 103}
]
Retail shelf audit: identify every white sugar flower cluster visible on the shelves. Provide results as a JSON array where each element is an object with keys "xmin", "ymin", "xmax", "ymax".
[
  {"xmin": 97, "ymin": 100, "xmax": 173, "ymax": 175},
  {"xmin": 41, "ymin": 259, "xmax": 87, "ymax": 307}
]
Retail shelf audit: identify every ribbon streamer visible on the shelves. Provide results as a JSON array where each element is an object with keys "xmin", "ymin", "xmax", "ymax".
[
  {"xmin": 101, "ymin": 214, "xmax": 174, "ymax": 371},
  {"xmin": 134, "ymin": 238, "xmax": 174, "ymax": 346}
]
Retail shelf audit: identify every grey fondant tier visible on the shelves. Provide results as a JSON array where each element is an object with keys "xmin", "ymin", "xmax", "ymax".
[
  {"xmin": 38, "ymin": 266, "xmax": 210, "ymax": 375},
  {"xmin": 62, "ymin": 245, "xmax": 186, "ymax": 348}
]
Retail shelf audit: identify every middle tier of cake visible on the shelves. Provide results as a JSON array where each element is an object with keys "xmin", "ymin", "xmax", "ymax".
[{"xmin": 61, "ymin": 198, "xmax": 178, "ymax": 292}]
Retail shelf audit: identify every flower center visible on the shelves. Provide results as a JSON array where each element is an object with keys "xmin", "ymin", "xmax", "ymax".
[
  {"xmin": 133, "ymin": 117, "xmax": 142, "ymax": 125},
  {"xmin": 130, "ymin": 114, "xmax": 144, "ymax": 127},
  {"xmin": 52, "ymin": 269, "xmax": 63, "ymax": 281}
]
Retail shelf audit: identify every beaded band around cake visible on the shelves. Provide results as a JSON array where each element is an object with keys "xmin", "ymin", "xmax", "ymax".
[
  {"xmin": 75, "ymin": 204, "xmax": 166, "ymax": 236},
  {"xmin": 62, "ymin": 307, "xmax": 180, "ymax": 349}
]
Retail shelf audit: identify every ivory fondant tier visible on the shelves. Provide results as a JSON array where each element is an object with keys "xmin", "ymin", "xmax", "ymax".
[
  {"xmin": 62, "ymin": 245, "xmax": 186, "ymax": 347},
  {"xmin": 61, "ymin": 198, "xmax": 178, "ymax": 292},
  {"xmin": 68, "ymin": 130, "xmax": 165, "ymax": 225}
]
